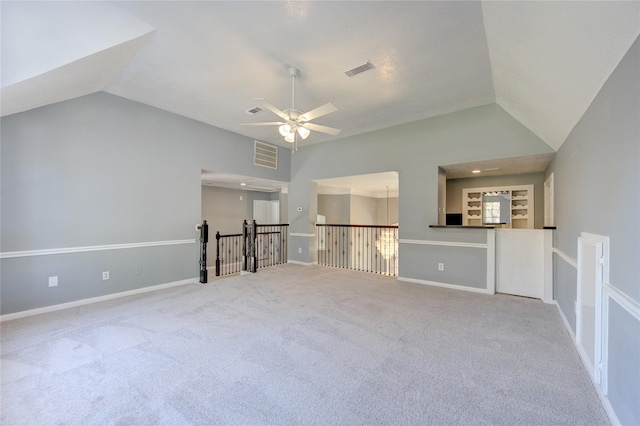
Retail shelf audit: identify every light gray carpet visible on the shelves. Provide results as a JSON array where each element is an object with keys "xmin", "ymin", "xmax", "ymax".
[{"xmin": 1, "ymin": 264, "xmax": 609, "ymax": 425}]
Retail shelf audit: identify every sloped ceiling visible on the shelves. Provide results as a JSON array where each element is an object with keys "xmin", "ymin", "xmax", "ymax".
[
  {"xmin": 1, "ymin": 1, "xmax": 638, "ymax": 151},
  {"xmin": 1, "ymin": 1, "xmax": 154, "ymax": 116},
  {"xmin": 483, "ymin": 1, "xmax": 640, "ymax": 150}
]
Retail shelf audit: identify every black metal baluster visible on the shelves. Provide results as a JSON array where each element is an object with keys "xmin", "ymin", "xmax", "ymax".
[
  {"xmin": 334, "ymin": 226, "xmax": 338, "ymax": 268},
  {"xmin": 337, "ymin": 227, "xmax": 340, "ymax": 268},
  {"xmin": 342, "ymin": 228, "xmax": 346, "ymax": 268},
  {"xmin": 394, "ymin": 228, "xmax": 398, "ymax": 276},
  {"xmin": 269, "ymin": 226, "xmax": 273, "ymax": 266},
  {"xmin": 221, "ymin": 239, "xmax": 224, "ymax": 275},
  {"xmin": 356, "ymin": 228, "xmax": 360, "ymax": 271},
  {"xmin": 367, "ymin": 227, "xmax": 371, "ymax": 273},
  {"xmin": 332, "ymin": 226, "xmax": 336, "ymax": 268},
  {"xmin": 337, "ymin": 226, "xmax": 340, "ymax": 268},
  {"xmin": 376, "ymin": 228, "xmax": 382, "ymax": 272}
]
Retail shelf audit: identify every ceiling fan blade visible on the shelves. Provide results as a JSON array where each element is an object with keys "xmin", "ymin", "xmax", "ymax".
[
  {"xmin": 241, "ymin": 122, "xmax": 285, "ymax": 127},
  {"xmin": 254, "ymin": 98, "xmax": 289, "ymax": 120},
  {"xmin": 301, "ymin": 122, "xmax": 341, "ymax": 136},
  {"xmin": 299, "ymin": 103, "xmax": 338, "ymax": 122}
]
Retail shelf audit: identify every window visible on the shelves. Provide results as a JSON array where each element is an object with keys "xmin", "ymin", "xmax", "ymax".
[
  {"xmin": 483, "ymin": 201, "xmax": 502, "ymax": 224},
  {"xmin": 482, "ymin": 191, "xmax": 511, "ymax": 225}
]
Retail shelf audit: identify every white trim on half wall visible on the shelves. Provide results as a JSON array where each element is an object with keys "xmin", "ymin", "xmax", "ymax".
[
  {"xmin": 552, "ymin": 247, "xmax": 577, "ymax": 269},
  {"xmin": 399, "ymin": 230, "xmax": 496, "ymax": 296},
  {"xmin": 398, "ymin": 239, "xmax": 487, "ymax": 249},
  {"xmin": 0, "ymin": 239, "xmax": 197, "ymax": 259},
  {"xmin": 605, "ymin": 283, "xmax": 640, "ymax": 323}
]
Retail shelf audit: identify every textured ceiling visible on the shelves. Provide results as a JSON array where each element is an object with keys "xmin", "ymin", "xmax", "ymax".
[
  {"xmin": 483, "ymin": 1, "xmax": 640, "ymax": 149},
  {"xmin": 0, "ymin": 1, "xmax": 154, "ymax": 116},
  {"xmin": 1, "ymin": 1, "xmax": 639, "ymax": 152}
]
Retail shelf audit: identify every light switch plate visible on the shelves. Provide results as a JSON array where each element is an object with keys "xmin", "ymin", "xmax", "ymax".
[{"xmin": 48, "ymin": 276, "xmax": 58, "ymax": 287}]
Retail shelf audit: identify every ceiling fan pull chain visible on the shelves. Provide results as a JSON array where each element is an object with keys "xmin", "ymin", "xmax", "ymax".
[{"xmin": 291, "ymin": 72, "xmax": 296, "ymax": 110}]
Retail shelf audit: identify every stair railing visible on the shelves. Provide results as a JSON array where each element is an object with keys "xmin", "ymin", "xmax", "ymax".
[{"xmin": 316, "ymin": 224, "xmax": 398, "ymax": 276}]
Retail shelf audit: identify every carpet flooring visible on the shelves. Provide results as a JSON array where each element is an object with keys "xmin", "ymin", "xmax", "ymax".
[{"xmin": 1, "ymin": 264, "xmax": 609, "ymax": 425}]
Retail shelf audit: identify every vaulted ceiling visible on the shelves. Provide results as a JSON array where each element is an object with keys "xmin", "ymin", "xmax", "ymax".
[{"xmin": 2, "ymin": 1, "xmax": 639, "ymax": 151}]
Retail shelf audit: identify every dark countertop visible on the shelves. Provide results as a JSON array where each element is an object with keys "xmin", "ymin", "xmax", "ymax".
[
  {"xmin": 429, "ymin": 225, "xmax": 557, "ymax": 230},
  {"xmin": 429, "ymin": 225, "xmax": 495, "ymax": 229}
]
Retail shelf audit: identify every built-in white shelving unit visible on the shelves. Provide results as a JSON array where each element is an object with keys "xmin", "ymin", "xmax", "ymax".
[
  {"xmin": 462, "ymin": 184, "xmax": 534, "ymax": 229},
  {"xmin": 464, "ymin": 190, "xmax": 483, "ymax": 226}
]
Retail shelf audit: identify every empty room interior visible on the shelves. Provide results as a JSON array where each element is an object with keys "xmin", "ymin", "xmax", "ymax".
[{"xmin": 1, "ymin": 1, "xmax": 639, "ymax": 425}]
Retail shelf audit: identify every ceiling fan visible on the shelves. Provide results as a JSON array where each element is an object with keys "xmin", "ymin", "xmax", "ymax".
[{"xmin": 242, "ymin": 67, "xmax": 341, "ymax": 150}]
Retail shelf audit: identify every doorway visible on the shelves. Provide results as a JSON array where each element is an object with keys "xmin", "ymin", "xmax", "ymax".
[{"xmin": 253, "ymin": 200, "xmax": 280, "ymax": 224}]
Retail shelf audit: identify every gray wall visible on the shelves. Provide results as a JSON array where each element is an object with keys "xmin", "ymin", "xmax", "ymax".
[
  {"xmin": 350, "ymin": 194, "xmax": 378, "ymax": 225},
  {"xmin": 446, "ymin": 172, "xmax": 545, "ymax": 228},
  {"xmin": 1, "ymin": 92, "xmax": 290, "ymax": 314},
  {"xmin": 201, "ymin": 186, "xmax": 247, "ymax": 234},
  {"xmin": 376, "ymin": 197, "xmax": 399, "ymax": 225},
  {"xmin": 317, "ymin": 194, "xmax": 350, "ymax": 224},
  {"xmin": 317, "ymin": 194, "xmax": 399, "ymax": 225},
  {"xmin": 278, "ymin": 191, "xmax": 288, "ymax": 224},
  {"xmin": 547, "ymin": 36, "xmax": 639, "ymax": 425},
  {"xmin": 201, "ymin": 186, "xmax": 276, "ymax": 235},
  {"xmin": 287, "ymin": 104, "xmax": 554, "ymax": 288},
  {"xmin": 245, "ymin": 190, "xmax": 274, "ymax": 222}
]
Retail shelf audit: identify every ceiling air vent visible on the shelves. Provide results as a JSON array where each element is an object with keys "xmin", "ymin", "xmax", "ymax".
[
  {"xmin": 254, "ymin": 140, "xmax": 278, "ymax": 169},
  {"xmin": 344, "ymin": 60, "xmax": 375, "ymax": 77},
  {"xmin": 246, "ymin": 106, "xmax": 263, "ymax": 115}
]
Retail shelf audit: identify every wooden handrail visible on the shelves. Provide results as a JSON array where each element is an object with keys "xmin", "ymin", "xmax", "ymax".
[{"xmin": 316, "ymin": 224, "xmax": 398, "ymax": 229}]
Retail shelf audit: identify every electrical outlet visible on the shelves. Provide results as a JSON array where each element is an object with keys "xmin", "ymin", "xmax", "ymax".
[
  {"xmin": 48, "ymin": 276, "xmax": 58, "ymax": 287},
  {"xmin": 438, "ymin": 263, "xmax": 444, "ymax": 271},
  {"xmin": 102, "ymin": 271, "xmax": 110, "ymax": 280},
  {"xmin": 298, "ymin": 248, "xmax": 302, "ymax": 254}
]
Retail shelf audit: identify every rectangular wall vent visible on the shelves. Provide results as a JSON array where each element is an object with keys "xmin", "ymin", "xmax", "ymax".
[
  {"xmin": 344, "ymin": 60, "xmax": 375, "ymax": 77},
  {"xmin": 246, "ymin": 106, "xmax": 263, "ymax": 115},
  {"xmin": 254, "ymin": 140, "xmax": 278, "ymax": 169}
]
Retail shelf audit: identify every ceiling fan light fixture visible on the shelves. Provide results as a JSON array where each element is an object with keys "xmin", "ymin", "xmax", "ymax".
[
  {"xmin": 242, "ymin": 67, "xmax": 340, "ymax": 151},
  {"xmin": 297, "ymin": 126, "xmax": 310, "ymax": 140},
  {"xmin": 279, "ymin": 124, "xmax": 292, "ymax": 137}
]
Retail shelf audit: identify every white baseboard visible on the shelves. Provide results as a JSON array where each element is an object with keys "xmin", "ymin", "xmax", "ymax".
[
  {"xmin": 287, "ymin": 259, "xmax": 316, "ymax": 266},
  {"xmin": 397, "ymin": 276, "xmax": 492, "ymax": 295},
  {"xmin": 553, "ymin": 300, "xmax": 576, "ymax": 343},
  {"xmin": 0, "ymin": 278, "xmax": 198, "ymax": 322}
]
